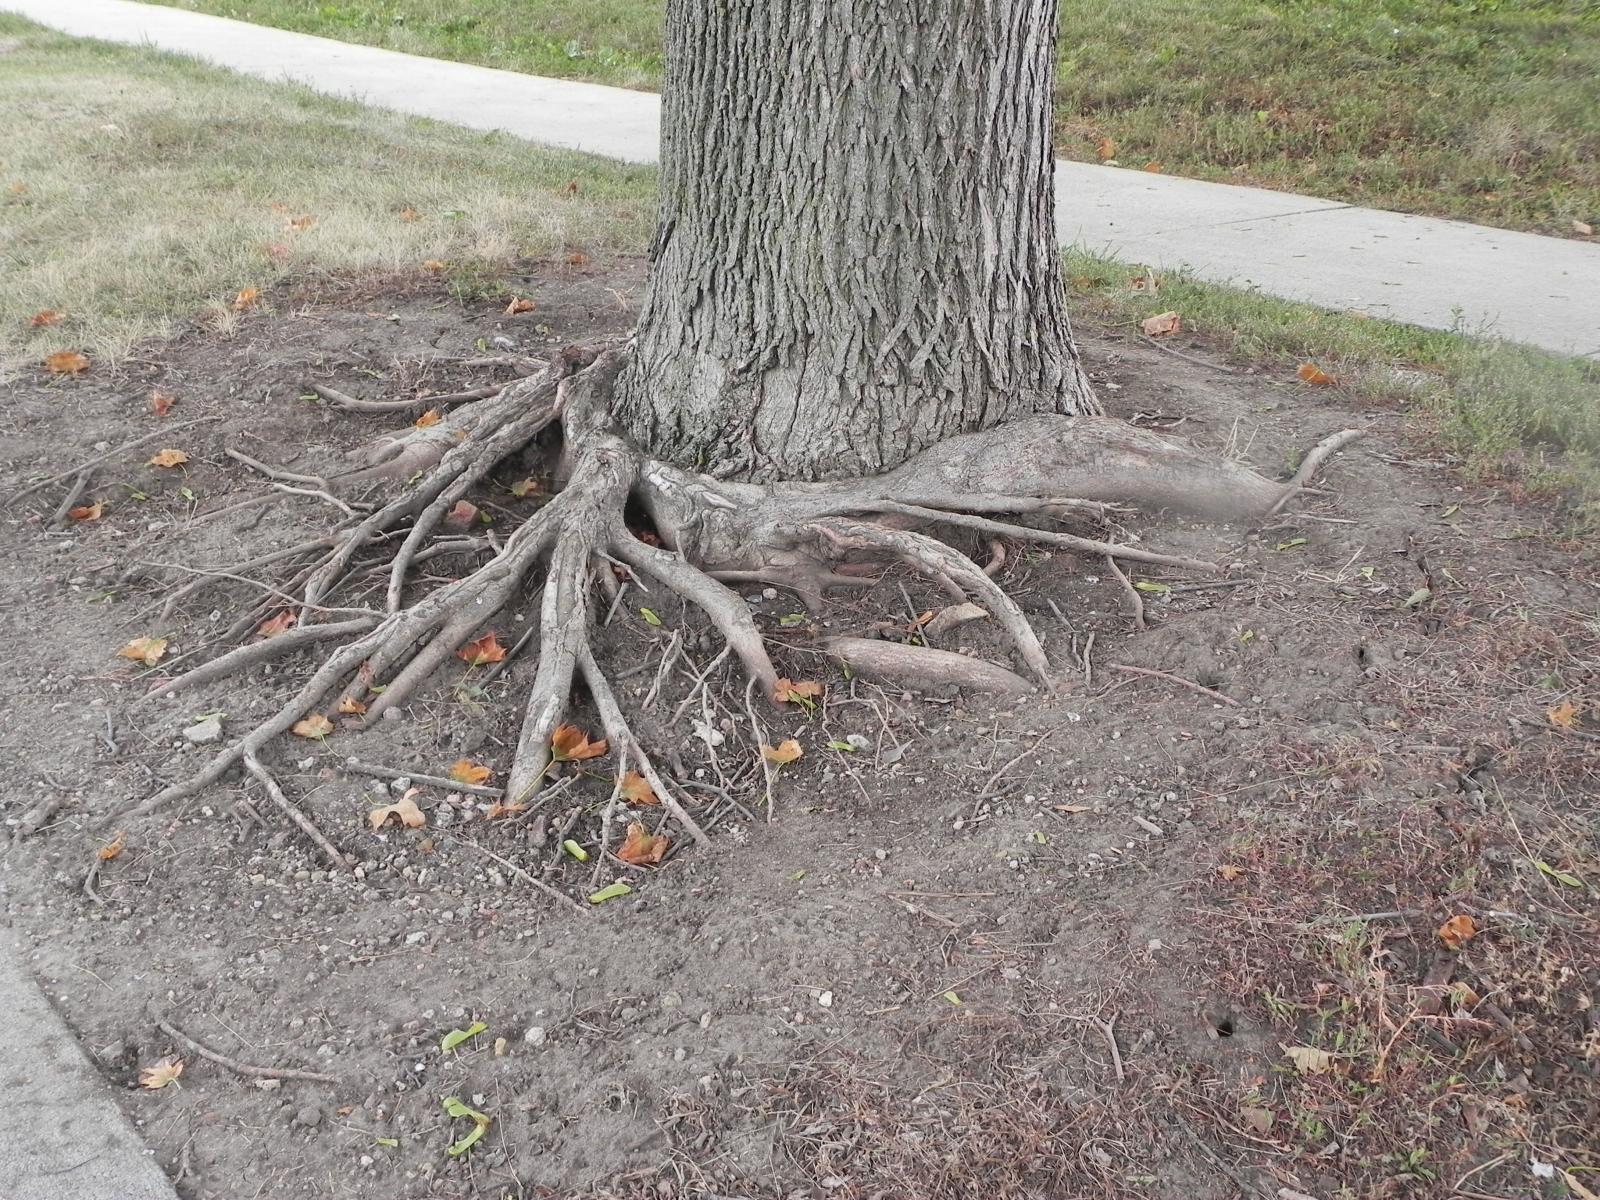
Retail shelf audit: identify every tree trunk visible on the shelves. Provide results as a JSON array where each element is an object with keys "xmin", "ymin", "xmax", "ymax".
[{"xmin": 614, "ymin": 0, "xmax": 1096, "ymax": 484}]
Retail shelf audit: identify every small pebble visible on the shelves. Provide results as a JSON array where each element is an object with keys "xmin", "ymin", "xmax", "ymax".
[{"xmin": 523, "ymin": 1026, "xmax": 547, "ymax": 1046}]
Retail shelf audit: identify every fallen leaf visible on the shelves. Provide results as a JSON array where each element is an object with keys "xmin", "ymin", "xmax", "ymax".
[
  {"xmin": 1140, "ymin": 311, "xmax": 1181, "ymax": 337},
  {"xmin": 1547, "ymin": 699, "xmax": 1580, "ymax": 729},
  {"xmin": 7, "ymin": 181, "xmax": 25, "ymax": 195},
  {"xmin": 772, "ymin": 677, "xmax": 824, "ymax": 704},
  {"xmin": 149, "ymin": 389, "xmax": 177, "ymax": 416},
  {"xmin": 286, "ymin": 214, "xmax": 315, "ymax": 232},
  {"xmin": 369, "ymin": 789, "xmax": 426, "ymax": 829},
  {"xmin": 147, "ymin": 448, "xmax": 189, "ymax": 468},
  {"xmin": 117, "ymin": 636, "xmax": 169, "ymax": 666},
  {"xmin": 508, "ymin": 478, "xmax": 541, "ymax": 498},
  {"xmin": 98, "ymin": 831, "xmax": 126, "ymax": 861},
  {"xmin": 1143, "ymin": 161, "xmax": 1164, "ymax": 173},
  {"xmin": 139, "ymin": 1058, "xmax": 185, "ymax": 1089},
  {"xmin": 45, "ymin": 350, "xmax": 90, "ymax": 375},
  {"xmin": 1297, "ymin": 362, "xmax": 1337, "ymax": 386},
  {"xmin": 1574, "ymin": 219, "xmax": 1595, "ymax": 236},
  {"xmin": 457, "ymin": 632, "xmax": 507, "ymax": 667},
  {"xmin": 439, "ymin": 1021, "xmax": 487, "ymax": 1053},
  {"xmin": 1437, "ymin": 914, "xmax": 1478, "ymax": 950},
  {"xmin": 441, "ymin": 1095, "xmax": 492, "ymax": 1156},
  {"xmin": 485, "ymin": 802, "xmax": 527, "ymax": 819},
  {"xmin": 761, "ymin": 739, "xmax": 803, "ymax": 765},
  {"xmin": 233, "ymin": 287, "xmax": 260, "ymax": 311},
  {"xmin": 619, "ymin": 770, "xmax": 658, "ymax": 805},
  {"xmin": 587, "ymin": 881, "xmax": 632, "ymax": 904},
  {"xmin": 563, "ymin": 839, "xmax": 588, "ymax": 860},
  {"xmin": 1534, "ymin": 859, "xmax": 1583, "ymax": 887},
  {"xmin": 68, "ymin": 500, "xmax": 104, "ymax": 522},
  {"xmin": 397, "ymin": 205, "xmax": 420, "ymax": 222},
  {"xmin": 550, "ymin": 724, "xmax": 607, "ymax": 762},
  {"xmin": 1282, "ymin": 1044, "xmax": 1334, "ymax": 1075},
  {"xmin": 1216, "ymin": 864, "xmax": 1245, "ymax": 881},
  {"xmin": 336, "ymin": 696, "xmax": 367, "ymax": 715},
  {"xmin": 1054, "ymin": 803, "xmax": 1091, "ymax": 814},
  {"xmin": 256, "ymin": 610, "xmax": 297, "ymax": 638},
  {"xmin": 1096, "ymin": 136, "xmax": 1117, "ymax": 160},
  {"xmin": 617, "ymin": 822, "xmax": 670, "ymax": 866},
  {"xmin": 504, "ymin": 297, "xmax": 536, "ymax": 315},
  {"xmin": 29, "ymin": 309, "xmax": 66, "ymax": 327},
  {"xmin": 562, "ymin": 179, "xmax": 580, "ymax": 196},
  {"xmin": 413, "ymin": 408, "xmax": 442, "ymax": 428},
  {"xmin": 448, "ymin": 759, "xmax": 492, "ymax": 786},
  {"xmin": 423, "ymin": 259, "xmax": 447, "ymax": 273},
  {"xmin": 566, "ymin": 252, "xmax": 590, "ymax": 266},
  {"xmin": 291, "ymin": 712, "xmax": 335, "ymax": 740},
  {"xmin": 638, "ymin": 607, "xmax": 662, "ymax": 627},
  {"xmin": 1240, "ymin": 1105, "xmax": 1274, "ymax": 1135}
]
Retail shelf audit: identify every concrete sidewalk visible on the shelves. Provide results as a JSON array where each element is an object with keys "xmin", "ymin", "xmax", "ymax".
[
  {"xmin": 0, "ymin": 933, "xmax": 179, "ymax": 1200},
  {"xmin": 5, "ymin": 0, "xmax": 1598, "ymax": 359}
]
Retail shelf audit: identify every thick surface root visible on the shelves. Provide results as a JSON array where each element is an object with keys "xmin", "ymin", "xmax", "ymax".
[{"xmin": 125, "ymin": 349, "xmax": 1361, "ymax": 861}]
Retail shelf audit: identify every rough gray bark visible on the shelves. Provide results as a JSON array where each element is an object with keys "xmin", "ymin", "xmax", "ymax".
[{"xmin": 615, "ymin": 0, "xmax": 1096, "ymax": 483}]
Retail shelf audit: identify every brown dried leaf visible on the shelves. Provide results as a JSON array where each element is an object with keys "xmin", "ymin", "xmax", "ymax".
[
  {"xmin": 413, "ymin": 408, "xmax": 442, "ymax": 428},
  {"xmin": 117, "ymin": 636, "xmax": 169, "ymax": 666},
  {"xmin": 1216, "ymin": 864, "xmax": 1246, "ymax": 882},
  {"xmin": 1437, "ymin": 913, "xmax": 1478, "ymax": 950},
  {"xmin": 68, "ymin": 500, "xmax": 104, "ymax": 522},
  {"xmin": 1282, "ymin": 1044, "xmax": 1334, "ymax": 1075},
  {"xmin": 256, "ymin": 610, "xmax": 297, "ymax": 638},
  {"xmin": 29, "ymin": 308, "xmax": 66, "ymax": 327},
  {"xmin": 772, "ymin": 678, "xmax": 824, "ymax": 704},
  {"xmin": 566, "ymin": 252, "xmax": 590, "ymax": 267},
  {"xmin": 1140, "ymin": 311, "xmax": 1181, "ymax": 337},
  {"xmin": 761, "ymin": 739, "xmax": 803, "ymax": 765},
  {"xmin": 286, "ymin": 214, "xmax": 316, "ymax": 232},
  {"xmin": 1096, "ymin": 136, "xmax": 1117, "ymax": 160},
  {"xmin": 98, "ymin": 831, "xmax": 126, "ymax": 861},
  {"xmin": 149, "ymin": 389, "xmax": 177, "ymax": 417},
  {"xmin": 1297, "ymin": 362, "xmax": 1336, "ymax": 386},
  {"xmin": 508, "ymin": 477, "xmax": 541, "ymax": 498},
  {"xmin": 139, "ymin": 1057, "xmax": 185, "ymax": 1089},
  {"xmin": 550, "ymin": 724, "xmax": 608, "ymax": 762},
  {"xmin": 1547, "ymin": 698, "xmax": 1580, "ymax": 729},
  {"xmin": 147, "ymin": 448, "xmax": 189, "ymax": 468},
  {"xmin": 504, "ymin": 296, "xmax": 537, "ymax": 315},
  {"xmin": 336, "ymin": 696, "xmax": 367, "ymax": 715},
  {"xmin": 423, "ymin": 259, "xmax": 447, "ymax": 273},
  {"xmin": 369, "ymin": 789, "xmax": 426, "ymax": 830},
  {"xmin": 1143, "ymin": 161, "xmax": 1164, "ymax": 173},
  {"xmin": 291, "ymin": 712, "xmax": 335, "ymax": 740},
  {"xmin": 448, "ymin": 759, "xmax": 492, "ymax": 786},
  {"xmin": 457, "ymin": 631, "xmax": 507, "ymax": 667},
  {"xmin": 45, "ymin": 350, "xmax": 90, "ymax": 375},
  {"xmin": 397, "ymin": 205, "xmax": 420, "ymax": 222},
  {"xmin": 233, "ymin": 287, "xmax": 260, "ymax": 311},
  {"xmin": 617, "ymin": 822, "xmax": 670, "ymax": 866},
  {"xmin": 619, "ymin": 770, "xmax": 658, "ymax": 805}
]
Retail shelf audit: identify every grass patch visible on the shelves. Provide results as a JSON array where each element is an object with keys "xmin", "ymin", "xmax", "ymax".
[
  {"xmin": 1066, "ymin": 248, "xmax": 1600, "ymax": 520},
  {"xmin": 0, "ymin": 13, "xmax": 655, "ymax": 375},
  {"xmin": 143, "ymin": 0, "xmax": 1600, "ymax": 236}
]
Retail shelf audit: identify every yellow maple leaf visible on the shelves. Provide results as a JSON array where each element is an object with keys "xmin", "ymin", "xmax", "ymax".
[
  {"xmin": 448, "ymin": 759, "xmax": 492, "ymax": 786},
  {"xmin": 291, "ymin": 713, "xmax": 334, "ymax": 739},
  {"xmin": 369, "ymin": 790, "xmax": 426, "ymax": 829},
  {"xmin": 761, "ymin": 739, "xmax": 803, "ymax": 765},
  {"xmin": 139, "ymin": 1057, "xmax": 185, "ymax": 1089},
  {"xmin": 148, "ymin": 449, "xmax": 189, "ymax": 468},
  {"xmin": 117, "ymin": 636, "xmax": 169, "ymax": 666}
]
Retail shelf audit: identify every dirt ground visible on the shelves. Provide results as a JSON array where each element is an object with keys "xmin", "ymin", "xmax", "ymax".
[{"xmin": 2, "ymin": 258, "xmax": 1596, "ymax": 1200}]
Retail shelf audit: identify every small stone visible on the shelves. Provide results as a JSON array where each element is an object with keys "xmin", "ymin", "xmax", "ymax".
[
  {"xmin": 761, "ymin": 587, "xmax": 778, "ymax": 600},
  {"xmin": 660, "ymin": 992, "xmax": 682, "ymax": 1010},
  {"xmin": 256, "ymin": 1078, "xmax": 282, "ymax": 1091},
  {"xmin": 183, "ymin": 716, "xmax": 223, "ymax": 745},
  {"xmin": 523, "ymin": 1025, "xmax": 547, "ymax": 1046},
  {"xmin": 673, "ymin": 1047, "xmax": 687, "ymax": 1063},
  {"xmin": 817, "ymin": 990, "xmax": 833, "ymax": 1008},
  {"xmin": 493, "ymin": 1037, "xmax": 508, "ymax": 1057},
  {"xmin": 404, "ymin": 930, "xmax": 429, "ymax": 946},
  {"xmin": 293, "ymin": 1104, "xmax": 323, "ymax": 1129}
]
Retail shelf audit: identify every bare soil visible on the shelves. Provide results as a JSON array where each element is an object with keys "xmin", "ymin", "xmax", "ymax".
[{"xmin": 2, "ymin": 258, "xmax": 1595, "ymax": 1200}]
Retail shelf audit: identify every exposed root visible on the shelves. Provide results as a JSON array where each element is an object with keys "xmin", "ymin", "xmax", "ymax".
[{"xmin": 118, "ymin": 348, "xmax": 1363, "ymax": 863}]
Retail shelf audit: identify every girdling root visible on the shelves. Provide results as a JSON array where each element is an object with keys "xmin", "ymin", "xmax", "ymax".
[{"xmin": 111, "ymin": 345, "xmax": 1360, "ymax": 864}]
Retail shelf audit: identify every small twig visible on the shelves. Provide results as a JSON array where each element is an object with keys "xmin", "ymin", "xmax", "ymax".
[
  {"xmin": 1105, "ymin": 662, "xmax": 1238, "ymax": 707},
  {"xmin": 82, "ymin": 858, "xmax": 105, "ymax": 905},
  {"xmin": 224, "ymin": 446, "xmax": 328, "ymax": 487},
  {"xmin": 1104, "ymin": 554, "xmax": 1146, "ymax": 631},
  {"xmin": 343, "ymin": 758, "xmax": 503, "ymax": 798},
  {"xmin": 978, "ymin": 730, "xmax": 1053, "ymax": 800},
  {"xmin": 10, "ymin": 416, "xmax": 220, "ymax": 505},
  {"xmin": 743, "ymin": 676, "xmax": 777, "ymax": 823},
  {"xmin": 1082, "ymin": 631, "xmax": 1095, "ymax": 688},
  {"xmin": 48, "ymin": 472, "xmax": 90, "ymax": 528},
  {"xmin": 451, "ymin": 836, "xmax": 588, "ymax": 917},
  {"xmin": 1137, "ymin": 333, "xmax": 1239, "ymax": 375},
  {"xmin": 1069, "ymin": 1012, "xmax": 1125, "ymax": 1082},
  {"xmin": 271, "ymin": 482, "xmax": 365, "ymax": 517},
  {"xmin": 153, "ymin": 1013, "xmax": 340, "ymax": 1084},
  {"xmin": 243, "ymin": 753, "xmax": 355, "ymax": 871}
]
